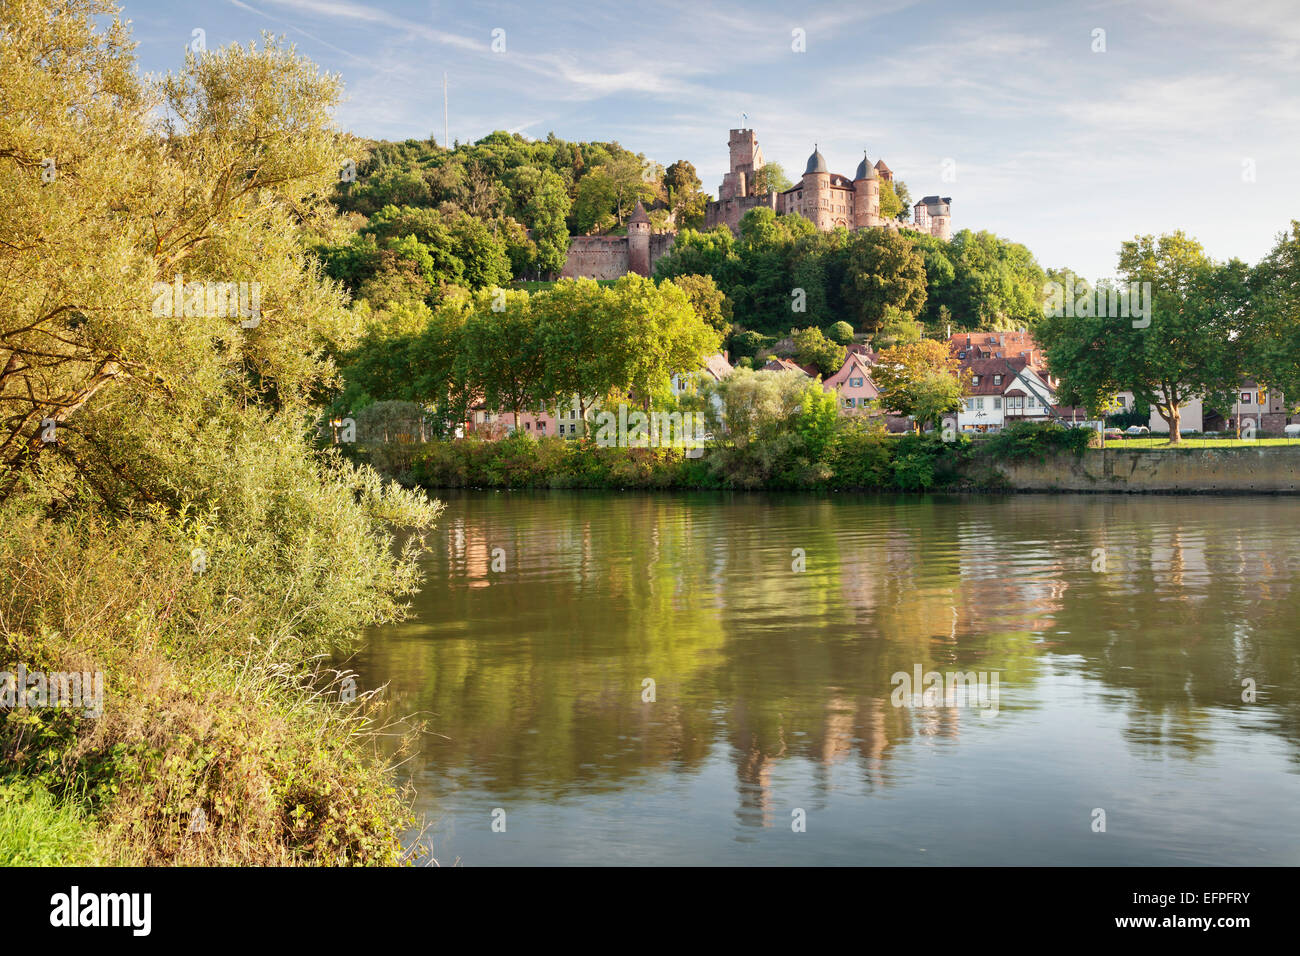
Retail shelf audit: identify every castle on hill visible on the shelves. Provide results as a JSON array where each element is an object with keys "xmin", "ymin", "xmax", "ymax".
[
  {"xmin": 706, "ymin": 128, "xmax": 952, "ymax": 240},
  {"xmin": 560, "ymin": 125, "xmax": 952, "ymax": 280}
]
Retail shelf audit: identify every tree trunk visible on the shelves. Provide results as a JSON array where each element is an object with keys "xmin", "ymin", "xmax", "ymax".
[{"xmin": 1164, "ymin": 403, "xmax": 1181, "ymax": 444}]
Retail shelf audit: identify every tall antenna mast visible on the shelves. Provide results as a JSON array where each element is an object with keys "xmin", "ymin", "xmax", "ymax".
[{"xmin": 443, "ymin": 72, "xmax": 449, "ymax": 148}]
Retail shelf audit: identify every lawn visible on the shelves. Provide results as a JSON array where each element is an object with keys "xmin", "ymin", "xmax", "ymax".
[{"xmin": 1102, "ymin": 436, "xmax": 1300, "ymax": 449}]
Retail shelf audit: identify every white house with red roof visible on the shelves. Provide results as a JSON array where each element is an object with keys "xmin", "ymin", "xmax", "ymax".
[{"xmin": 956, "ymin": 356, "xmax": 1072, "ymax": 431}]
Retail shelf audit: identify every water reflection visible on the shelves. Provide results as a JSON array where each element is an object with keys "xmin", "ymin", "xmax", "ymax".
[{"xmin": 346, "ymin": 492, "xmax": 1300, "ymax": 864}]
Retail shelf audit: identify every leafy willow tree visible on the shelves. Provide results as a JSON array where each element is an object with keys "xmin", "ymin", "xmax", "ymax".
[
  {"xmin": 0, "ymin": 0, "xmax": 439, "ymax": 865},
  {"xmin": 1, "ymin": 6, "xmax": 435, "ymax": 571},
  {"xmin": 1037, "ymin": 232, "xmax": 1251, "ymax": 442}
]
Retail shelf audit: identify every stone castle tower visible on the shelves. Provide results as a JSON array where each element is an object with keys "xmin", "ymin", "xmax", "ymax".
[
  {"xmin": 720, "ymin": 128, "xmax": 764, "ymax": 201},
  {"xmin": 852, "ymin": 152, "xmax": 881, "ymax": 229},
  {"xmin": 705, "ymin": 128, "xmax": 779, "ymax": 232},
  {"xmin": 627, "ymin": 200, "xmax": 651, "ymax": 276}
]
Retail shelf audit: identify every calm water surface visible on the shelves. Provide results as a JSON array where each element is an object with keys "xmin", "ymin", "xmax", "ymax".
[{"xmin": 347, "ymin": 492, "xmax": 1300, "ymax": 865}]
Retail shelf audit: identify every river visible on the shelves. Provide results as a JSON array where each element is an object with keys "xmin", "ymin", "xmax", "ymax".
[{"xmin": 347, "ymin": 491, "xmax": 1300, "ymax": 865}]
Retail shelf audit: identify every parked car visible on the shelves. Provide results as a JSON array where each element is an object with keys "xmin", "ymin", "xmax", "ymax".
[
  {"xmin": 1125, "ymin": 425, "xmax": 1150, "ymax": 435},
  {"xmin": 1284, "ymin": 423, "xmax": 1300, "ymax": 437}
]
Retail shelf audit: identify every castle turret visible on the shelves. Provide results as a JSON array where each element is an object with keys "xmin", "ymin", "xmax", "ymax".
[
  {"xmin": 914, "ymin": 196, "xmax": 952, "ymax": 241},
  {"xmin": 852, "ymin": 151, "xmax": 880, "ymax": 229},
  {"xmin": 801, "ymin": 145, "xmax": 832, "ymax": 230},
  {"xmin": 627, "ymin": 200, "xmax": 651, "ymax": 275}
]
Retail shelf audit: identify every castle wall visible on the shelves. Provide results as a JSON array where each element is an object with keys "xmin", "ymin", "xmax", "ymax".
[
  {"xmin": 648, "ymin": 234, "xmax": 675, "ymax": 273},
  {"xmin": 559, "ymin": 233, "xmax": 676, "ymax": 280},
  {"xmin": 705, "ymin": 193, "xmax": 777, "ymax": 232},
  {"xmin": 560, "ymin": 237, "xmax": 631, "ymax": 280}
]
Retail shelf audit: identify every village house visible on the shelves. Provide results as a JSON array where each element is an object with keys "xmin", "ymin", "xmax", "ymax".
[
  {"xmin": 945, "ymin": 333, "xmax": 1088, "ymax": 431},
  {"xmin": 821, "ymin": 350, "xmax": 880, "ymax": 414}
]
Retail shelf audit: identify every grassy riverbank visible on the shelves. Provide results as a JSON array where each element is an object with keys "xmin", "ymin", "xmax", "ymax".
[
  {"xmin": 364, "ymin": 421, "xmax": 1097, "ymax": 493},
  {"xmin": 0, "ymin": 466, "xmax": 439, "ymax": 867}
]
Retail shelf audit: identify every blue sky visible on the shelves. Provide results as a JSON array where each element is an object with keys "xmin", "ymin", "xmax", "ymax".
[{"xmin": 119, "ymin": 0, "xmax": 1300, "ymax": 281}]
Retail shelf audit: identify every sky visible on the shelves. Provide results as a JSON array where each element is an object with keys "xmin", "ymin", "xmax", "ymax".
[{"xmin": 117, "ymin": 0, "xmax": 1300, "ymax": 281}]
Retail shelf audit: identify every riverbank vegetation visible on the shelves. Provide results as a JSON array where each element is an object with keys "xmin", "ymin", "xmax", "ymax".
[
  {"xmin": 1, "ymin": 1, "xmax": 438, "ymax": 865},
  {"xmin": 379, "ymin": 415, "xmax": 1094, "ymax": 493}
]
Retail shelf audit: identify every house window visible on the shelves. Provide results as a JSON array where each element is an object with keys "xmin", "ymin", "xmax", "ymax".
[
  {"xmin": 1241, "ymin": 392, "xmax": 1251, "ymax": 403},
  {"xmin": 1027, "ymin": 395, "xmax": 1037, "ymax": 407},
  {"xmin": 993, "ymin": 398, "xmax": 1002, "ymax": 410},
  {"xmin": 993, "ymin": 375, "xmax": 1002, "ymax": 385},
  {"xmin": 972, "ymin": 375, "xmax": 981, "ymax": 385},
  {"xmin": 966, "ymin": 399, "xmax": 975, "ymax": 410},
  {"xmin": 975, "ymin": 397, "xmax": 985, "ymax": 410},
  {"xmin": 849, "ymin": 377, "xmax": 863, "ymax": 388},
  {"xmin": 844, "ymin": 397, "xmax": 856, "ymax": 408}
]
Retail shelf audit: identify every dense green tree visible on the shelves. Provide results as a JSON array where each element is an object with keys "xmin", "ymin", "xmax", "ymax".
[
  {"xmin": 1246, "ymin": 221, "xmax": 1300, "ymax": 402},
  {"xmin": 667, "ymin": 274, "xmax": 732, "ymax": 336},
  {"xmin": 792, "ymin": 326, "xmax": 846, "ymax": 377},
  {"xmin": 752, "ymin": 162, "xmax": 793, "ymax": 195},
  {"xmin": 1037, "ymin": 232, "xmax": 1250, "ymax": 441},
  {"xmin": 653, "ymin": 225, "xmax": 737, "ymax": 282},
  {"xmin": 873, "ymin": 306, "xmax": 923, "ymax": 348},
  {"xmin": 458, "ymin": 289, "xmax": 548, "ymax": 428},
  {"xmin": 842, "ymin": 228, "xmax": 928, "ymax": 332},
  {"xmin": 943, "ymin": 230, "xmax": 1046, "ymax": 330},
  {"xmin": 535, "ymin": 279, "xmax": 620, "ymax": 433}
]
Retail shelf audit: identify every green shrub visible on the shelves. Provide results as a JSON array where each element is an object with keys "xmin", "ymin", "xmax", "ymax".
[
  {"xmin": 827, "ymin": 420, "xmax": 893, "ymax": 488},
  {"xmin": 981, "ymin": 422, "xmax": 1096, "ymax": 462},
  {"xmin": 825, "ymin": 320, "xmax": 855, "ymax": 345}
]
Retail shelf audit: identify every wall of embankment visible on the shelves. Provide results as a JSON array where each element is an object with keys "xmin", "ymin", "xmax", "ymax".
[{"xmin": 987, "ymin": 446, "xmax": 1300, "ymax": 494}]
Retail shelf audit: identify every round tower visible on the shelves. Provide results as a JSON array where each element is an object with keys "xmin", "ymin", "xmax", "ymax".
[
  {"xmin": 627, "ymin": 200, "xmax": 651, "ymax": 276},
  {"xmin": 802, "ymin": 145, "xmax": 831, "ymax": 230},
  {"xmin": 852, "ymin": 151, "xmax": 880, "ymax": 229}
]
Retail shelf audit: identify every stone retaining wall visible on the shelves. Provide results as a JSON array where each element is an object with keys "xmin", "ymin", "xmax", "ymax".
[{"xmin": 986, "ymin": 446, "xmax": 1300, "ymax": 493}]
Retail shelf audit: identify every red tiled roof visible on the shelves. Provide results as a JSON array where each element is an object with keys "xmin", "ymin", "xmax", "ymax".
[
  {"xmin": 964, "ymin": 356, "xmax": 1029, "ymax": 395},
  {"xmin": 763, "ymin": 357, "xmax": 813, "ymax": 376}
]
